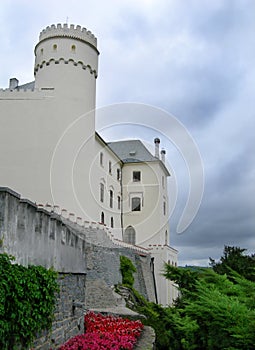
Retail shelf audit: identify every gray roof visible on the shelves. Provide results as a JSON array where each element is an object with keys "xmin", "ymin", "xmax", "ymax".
[
  {"xmin": 17, "ymin": 81, "xmax": 35, "ymax": 90},
  {"xmin": 108, "ymin": 140, "xmax": 157, "ymax": 163},
  {"xmin": 108, "ymin": 139, "xmax": 170, "ymax": 176}
]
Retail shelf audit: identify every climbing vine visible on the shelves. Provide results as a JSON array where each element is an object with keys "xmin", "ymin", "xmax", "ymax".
[
  {"xmin": 120, "ymin": 255, "xmax": 136, "ymax": 287},
  {"xmin": 0, "ymin": 253, "xmax": 59, "ymax": 349}
]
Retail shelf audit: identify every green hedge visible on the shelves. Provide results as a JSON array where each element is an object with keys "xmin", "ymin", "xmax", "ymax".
[{"xmin": 0, "ymin": 253, "xmax": 59, "ymax": 349}]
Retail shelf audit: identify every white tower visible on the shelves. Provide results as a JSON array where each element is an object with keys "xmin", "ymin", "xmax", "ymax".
[
  {"xmin": 34, "ymin": 23, "xmax": 99, "ymax": 113},
  {"xmin": 0, "ymin": 24, "xmax": 99, "ymax": 214}
]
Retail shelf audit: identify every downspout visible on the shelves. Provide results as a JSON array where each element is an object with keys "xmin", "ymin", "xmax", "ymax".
[
  {"xmin": 151, "ymin": 257, "xmax": 158, "ymax": 304},
  {"xmin": 120, "ymin": 162, "xmax": 124, "ymax": 239}
]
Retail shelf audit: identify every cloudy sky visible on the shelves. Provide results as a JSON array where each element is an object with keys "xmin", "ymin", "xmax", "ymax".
[{"xmin": 0, "ymin": 0, "xmax": 254, "ymax": 265}]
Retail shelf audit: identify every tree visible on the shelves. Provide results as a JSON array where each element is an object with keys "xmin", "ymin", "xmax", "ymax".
[
  {"xmin": 209, "ymin": 245, "xmax": 255, "ymax": 281},
  {"xmin": 162, "ymin": 263, "xmax": 255, "ymax": 349}
]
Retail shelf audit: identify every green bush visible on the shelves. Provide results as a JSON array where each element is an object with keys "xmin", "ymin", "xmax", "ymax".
[
  {"xmin": 0, "ymin": 253, "xmax": 59, "ymax": 349},
  {"xmin": 119, "ymin": 255, "xmax": 136, "ymax": 287}
]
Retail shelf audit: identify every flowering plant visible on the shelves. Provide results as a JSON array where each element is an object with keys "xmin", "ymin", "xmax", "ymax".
[{"xmin": 58, "ymin": 312, "xmax": 143, "ymax": 350}]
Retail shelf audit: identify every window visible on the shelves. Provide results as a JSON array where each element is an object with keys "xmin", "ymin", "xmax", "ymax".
[
  {"xmin": 117, "ymin": 168, "xmax": 121, "ymax": 181},
  {"xmin": 162, "ymin": 176, "xmax": 165, "ymax": 188},
  {"xmin": 71, "ymin": 44, "xmax": 76, "ymax": 52},
  {"xmin": 100, "ymin": 183, "xmax": 104, "ymax": 202},
  {"xmin": 133, "ymin": 171, "xmax": 141, "ymax": 182},
  {"xmin": 109, "ymin": 190, "xmax": 113, "ymax": 208},
  {"xmin": 109, "ymin": 161, "xmax": 112, "ymax": 174},
  {"xmin": 165, "ymin": 231, "xmax": 168, "ymax": 245},
  {"xmin": 132, "ymin": 197, "xmax": 141, "ymax": 211},
  {"xmin": 101, "ymin": 212, "xmax": 104, "ymax": 224},
  {"xmin": 40, "ymin": 48, "xmax": 44, "ymax": 55},
  {"xmin": 110, "ymin": 217, "xmax": 114, "ymax": 228},
  {"xmin": 124, "ymin": 226, "xmax": 136, "ymax": 245},
  {"xmin": 163, "ymin": 201, "xmax": 166, "ymax": 215},
  {"xmin": 117, "ymin": 196, "xmax": 121, "ymax": 210},
  {"xmin": 100, "ymin": 152, "xmax": 103, "ymax": 167},
  {"xmin": 53, "ymin": 44, "xmax": 57, "ymax": 51}
]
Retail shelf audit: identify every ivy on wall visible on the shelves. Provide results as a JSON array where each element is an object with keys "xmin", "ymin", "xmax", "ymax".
[
  {"xmin": 0, "ymin": 253, "xmax": 59, "ymax": 350},
  {"xmin": 120, "ymin": 255, "xmax": 137, "ymax": 287}
]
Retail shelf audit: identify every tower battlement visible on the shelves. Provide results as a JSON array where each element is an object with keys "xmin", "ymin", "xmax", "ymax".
[{"xmin": 38, "ymin": 23, "xmax": 97, "ymax": 49}]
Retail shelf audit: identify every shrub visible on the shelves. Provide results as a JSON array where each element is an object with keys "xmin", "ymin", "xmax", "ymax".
[
  {"xmin": 0, "ymin": 253, "xmax": 59, "ymax": 349},
  {"xmin": 120, "ymin": 256, "xmax": 136, "ymax": 287}
]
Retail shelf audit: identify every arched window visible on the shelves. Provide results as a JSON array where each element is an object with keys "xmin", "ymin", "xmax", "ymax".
[
  {"xmin": 53, "ymin": 44, "xmax": 57, "ymax": 51},
  {"xmin": 71, "ymin": 44, "xmax": 76, "ymax": 52},
  {"xmin": 117, "ymin": 168, "xmax": 121, "ymax": 181},
  {"xmin": 100, "ymin": 183, "xmax": 104, "ymax": 202},
  {"xmin": 109, "ymin": 161, "xmax": 112, "ymax": 174},
  {"xmin": 109, "ymin": 190, "xmax": 113, "ymax": 208},
  {"xmin": 110, "ymin": 217, "xmax": 114, "ymax": 228},
  {"xmin": 163, "ymin": 201, "xmax": 166, "ymax": 215},
  {"xmin": 101, "ymin": 212, "xmax": 105, "ymax": 224},
  {"xmin": 165, "ymin": 230, "xmax": 168, "ymax": 245},
  {"xmin": 117, "ymin": 196, "xmax": 121, "ymax": 210},
  {"xmin": 123, "ymin": 226, "xmax": 136, "ymax": 245},
  {"xmin": 100, "ymin": 152, "xmax": 104, "ymax": 167}
]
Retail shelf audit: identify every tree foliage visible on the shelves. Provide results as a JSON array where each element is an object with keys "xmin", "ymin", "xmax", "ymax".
[
  {"xmin": 209, "ymin": 245, "xmax": 255, "ymax": 281},
  {"xmin": 129, "ymin": 246, "xmax": 255, "ymax": 350}
]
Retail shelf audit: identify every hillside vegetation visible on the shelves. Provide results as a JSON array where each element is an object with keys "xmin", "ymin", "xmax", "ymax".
[{"xmin": 129, "ymin": 246, "xmax": 255, "ymax": 349}]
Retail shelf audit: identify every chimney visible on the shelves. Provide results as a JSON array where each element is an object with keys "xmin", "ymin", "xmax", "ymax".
[
  {"xmin": 154, "ymin": 138, "xmax": 160, "ymax": 158},
  {"xmin": 9, "ymin": 78, "xmax": 19, "ymax": 90},
  {"xmin": 161, "ymin": 149, "xmax": 166, "ymax": 163}
]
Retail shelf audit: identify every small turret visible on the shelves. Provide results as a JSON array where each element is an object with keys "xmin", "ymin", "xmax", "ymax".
[{"xmin": 34, "ymin": 23, "xmax": 99, "ymax": 109}]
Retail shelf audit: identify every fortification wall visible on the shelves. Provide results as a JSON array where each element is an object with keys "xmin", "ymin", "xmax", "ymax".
[{"xmin": 0, "ymin": 187, "xmax": 86, "ymax": 272}]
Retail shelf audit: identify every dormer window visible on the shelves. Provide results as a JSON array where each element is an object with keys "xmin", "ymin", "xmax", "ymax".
[{"xmin": 129, "ymin": 150, "xmax": 136, "ymax": 156}]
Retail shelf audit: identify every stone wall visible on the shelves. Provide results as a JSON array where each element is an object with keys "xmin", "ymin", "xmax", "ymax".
[
  {"xmin": 0, "ymin": 187, "xmax": 86, "ymax": 272},
  {"xmin": 33, "ymin": 273, "xmax": 86, "ymax": 349}
]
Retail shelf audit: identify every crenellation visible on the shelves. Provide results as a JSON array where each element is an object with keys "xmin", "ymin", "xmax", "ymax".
[{"xmin": 39, "ymin": 23, "xmax": 97, "ymax": 48}]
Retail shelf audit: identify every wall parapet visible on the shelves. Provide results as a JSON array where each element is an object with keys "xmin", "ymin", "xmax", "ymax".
[
  {"xmin": 0, "ymin": 187, "xmax": 150, "ymax": 272},
  {"xmin": 0, "ymin": 187, "xmax": 86, "ymax": 273},
  {"xmin": 38, "ymin": 23, "xmax": 97, "ymax": 49}
]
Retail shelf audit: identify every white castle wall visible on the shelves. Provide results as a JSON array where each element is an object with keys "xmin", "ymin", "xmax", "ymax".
[
  {"xmin": 122, "ymin": 161, "xmax": 170, "ymax": 246},
  {"xmin": 0, "ymin": 23, "xmax": 178, "ymax": 306},
  {"xmin": 0, "ymin": 24, "xmax": 99, "ymax": 222}
]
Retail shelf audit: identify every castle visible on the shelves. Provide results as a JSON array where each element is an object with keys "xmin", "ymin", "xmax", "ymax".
[{"xmin": 0, "ymin": 23, "xmax": 177, "ymax": 306}]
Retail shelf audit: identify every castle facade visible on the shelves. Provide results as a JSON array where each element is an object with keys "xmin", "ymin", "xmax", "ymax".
[{"xmin": 0, "ymin": 23, "xmax": 177, "ymax": 305}]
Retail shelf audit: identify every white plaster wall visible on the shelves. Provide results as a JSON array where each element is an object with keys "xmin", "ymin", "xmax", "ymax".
[
  {"xmin": 122, "ymin": 161, "xmax": 170, "ymax": 246},
  {"xmin": 149, "ymin": 245, "xmax": 178, "ymax": 305},
  {"xmin": 0, "ymin": 25, "xmax": 98, "ymax": 222},
  {"xmin": 89, "ymin": 136, "xmax": 122, "ymax": 239}
]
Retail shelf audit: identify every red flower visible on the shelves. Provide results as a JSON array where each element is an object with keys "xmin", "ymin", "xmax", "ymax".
[{"xmin": 58, "ymin": 312, "xmax": 143, "ymax": 350}]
